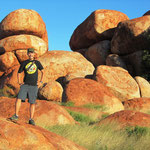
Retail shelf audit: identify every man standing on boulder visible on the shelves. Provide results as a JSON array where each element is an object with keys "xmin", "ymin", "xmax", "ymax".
[{"xmin": 10, "ymin": 48, "xmax": 44, "ymax": 125}]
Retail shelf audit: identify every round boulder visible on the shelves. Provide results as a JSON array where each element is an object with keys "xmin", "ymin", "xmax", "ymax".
[
  {"xmin": 70, "ymin": 9, "xmax": 129, "ymax": 50},
  {"xmin": 0, "ymin": 117, "xmax": 86, "ymax": 150},
  {"xmin": 0, "ymin": 97, "xmax": 76, "ymax": 127},
  {"xmin": 111, "ymin": 15, "xmax": 150, "ymax": 55},
  {"xmin": 38, "ymin": 51, "xmax": 95, "ymax": 83},
  {"xmin": 0, "ymin": 34, "xmax": 48, "ymax": 57},
  {"xmin": 38, "ymin": 81, "xmax": 63, "ymax": 102},
  {"xmin": 0, "ymin": 9, "xmax": 48, "ymax": 45},
  {"xmin": 97, "ymin": 110, "xmax": 150, "ymax": 128},
  {"xmin": 65, "ymin": 78, "xmax": 124, "ymax": 114},
  {"xmin": 95, "ymin": 65, "xmax": 140, "ymax": 101}
]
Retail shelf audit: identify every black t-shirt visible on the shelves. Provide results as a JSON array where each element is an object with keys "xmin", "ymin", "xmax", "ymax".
[{"xmin": 18, "ymin": 59, "xmax": 44, "ymax": 86}]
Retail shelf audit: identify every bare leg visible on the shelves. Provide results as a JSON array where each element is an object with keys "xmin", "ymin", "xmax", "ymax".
[
  {"xmin": 30, "ymin": 103, "xmax": 35, "ymax": 119},
  {"xmin": 15, "ymin": 98, "xmax": 22, "ymax": 116}
]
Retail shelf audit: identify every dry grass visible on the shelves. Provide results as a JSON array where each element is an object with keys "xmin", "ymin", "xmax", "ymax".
[{"xmin": 46, "ymin": 109, "xmax": 150, "ymax": 150}]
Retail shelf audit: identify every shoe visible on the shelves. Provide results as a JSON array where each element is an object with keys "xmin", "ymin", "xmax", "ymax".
[
  {"xmin": 29, "ymin": 119, "xmax": 35, "ymax": 125},
  {"xmin": 9, "ymin": 114, "xmax": 18, "ymax": 121}
]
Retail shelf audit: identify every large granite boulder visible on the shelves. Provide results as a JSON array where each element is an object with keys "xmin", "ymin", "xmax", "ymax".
[
  {"xmin": 70, "ymin": 9, "xmax": 129, "ymax": 50},
  {"xmin": 0, "ymin": 9, "xmax": 48, "ymax": 45},
  {"xmin": 65, "ymin": 78, "xmax": 124, "ymax": 114},
  {"xmin": 0, "ymin": 34, "xmax": 48, "ymax": 57},
  {"xmin": 70, "ymin": 9, "xmax": 129, "ymax": 51},
  {"xmin": 95, "ymin": 65, "xmax": 140, "ymax": 101},
  {"xmin": 0, "ymin": 117, "xmax": 86, "ymax": 150},
  {"xmin": 97, "ymin": 110, "xmax": 150, "ymax": 128},
  {"xmin": 0, "ymin": 97, "xmax": 76, "ymax": 127},
  {"xmin": 38, "ymin": 81, "xmax": 63, "ymax": 102},
  {"xmin": 111, "ymin": 15, "xmax": 150, "ymax": 55},
  {"xmin": 38, "ymin": 51, "xmax": 95, "ymax": 82}
]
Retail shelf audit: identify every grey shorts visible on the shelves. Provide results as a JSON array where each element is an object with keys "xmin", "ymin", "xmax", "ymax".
[{"xmin": 17, "ymin": 84, "xmax": 38, "ymax": 104}]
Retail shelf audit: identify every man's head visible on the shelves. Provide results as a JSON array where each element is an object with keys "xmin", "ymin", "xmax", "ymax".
[
  {"xmin": 27, "ymin": 48, "xmax": 35, "ymax": 53},
  {"xmin": 27, "ymin": 48, "xmax": 35, "ymax": 60}
]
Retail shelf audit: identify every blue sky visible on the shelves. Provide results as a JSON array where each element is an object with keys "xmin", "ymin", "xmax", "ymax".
[{"xmin": 0, "ymin": 0, "xmax": 149, "ymax": 51}]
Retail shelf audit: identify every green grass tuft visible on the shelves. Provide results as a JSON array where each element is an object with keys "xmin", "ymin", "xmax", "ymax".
[
  {"xmin": 67, "ymin": 109, "xmax": 96, "ymax": 124},
  {"xmin": 82, "ymin": 103, "xmax": 107, "ymax": 111},
  {"xmin": 61, "ymin": 101, "xmax": 75, "ymax": 107},
  {"xmin": 126, "ymin": 126, "xmax": 150, "ymax": 139}
]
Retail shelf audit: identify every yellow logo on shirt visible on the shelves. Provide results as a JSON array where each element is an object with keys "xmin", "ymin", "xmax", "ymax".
[{"xmin": 25, "ymin": 62, "xmax": 37, "ymax": 74}]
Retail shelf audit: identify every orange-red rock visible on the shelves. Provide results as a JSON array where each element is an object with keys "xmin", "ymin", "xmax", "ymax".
[
  {"xmin": 0, "ymin": 51, "xmax": 94, "ymax": 95},
  {"xmin": 123, "ymin": 97, "xmax": 150, "ymax": 113},
  {"xmin": 111, "ymin": 15, "xmax": 150, "ymax": 55},
  {"xmin": 85, "ymin": 40, "xmax": 110, "ymax": 67},
  {"xmin": 70, "ymin": 9, "xmax": 129, "ymax": 50},
  {"xmin": 38, "ymin": 81, "xmax": 63, "ymax": 102},
  {"xmin": 0, "ymin": 65, "xmax": 23, "ymax": 96},
  {"xmin": 38, "ymin": 51, "xmax": 95, "ymax": 82},
  {"xmin": 0, "ymin": 34, "xmax": 48, "ymax": 57},
  {"xmin": 95, "ymin": 65, "xmax": 140, "ymax": 101},
  {"xmin": 0, "ymin": 52, "xmax": 19, "ymax": 71},
  {"xmin": 65, "ymin": 78, "xmax": 124, "ymax": 114},
  {"xmin": 0, "ymin": 9, "xmax": 48, "ymax": 46},
  {"xmin": 0, "ymin": 97, "xmax": 76, "ymax": 127},
  {"xmin": 97, "ymin": 110, "xmax": 150, "ymax": 128},
  {"xmin": 0, "ymin": 117, "xmax": 86, "ymax": 150},
  {"xmin": 15, "ymin": 49, "xmax": 30, "ymax": 63}
]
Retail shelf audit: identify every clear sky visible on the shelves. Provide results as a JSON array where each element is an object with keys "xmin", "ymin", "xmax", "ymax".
[{"xmin": 0, "ymin": 0, "xmax": 149, "ymax": 51}]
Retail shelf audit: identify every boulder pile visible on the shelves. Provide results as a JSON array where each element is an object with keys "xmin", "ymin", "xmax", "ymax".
[
  {"xmin": 0, "ymin": 9, "xmax": 150, "ymax": 149},
  {"xmin": 70, "ymin": 9, "xmax": 150, "ymax": 77}
]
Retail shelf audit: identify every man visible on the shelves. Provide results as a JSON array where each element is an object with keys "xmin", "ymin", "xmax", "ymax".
[{"xmin": 10, "ymin": 48, "xmax": 44, "ymax": 125}]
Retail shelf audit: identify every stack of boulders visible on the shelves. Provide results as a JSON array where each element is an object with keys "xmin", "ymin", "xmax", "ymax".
[
  {"xmin": 0, "ymin": 9, "xmax": 150, "ymax": 115},
  {"xmin": 70, "ymin": 9, "xmax": 150, "ymax": 77},
  {"xmin": 0, "ymin": 9, "xmax": 49, "ymax": 95},
  {"xmin": 1, "ymin": 9, "xmax": 150, "ymax": 147},
  {"xmin": 0, "ymin": 9, "xmax": 95, "ymax": 100}
]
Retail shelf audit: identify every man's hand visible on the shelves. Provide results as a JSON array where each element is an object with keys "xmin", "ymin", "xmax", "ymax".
[{"xmin": 18, "ymin": 82, "xmax": 24, "ymax": 86}]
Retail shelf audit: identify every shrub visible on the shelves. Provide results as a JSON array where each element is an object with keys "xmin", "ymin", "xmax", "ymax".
[
  {"xmin": 126, "ymin": 126, "xmax": 149, "ymax": 139},
  {"xmin": 141, "ymin": 49, "xmax": 150, "ymax": 81}
]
